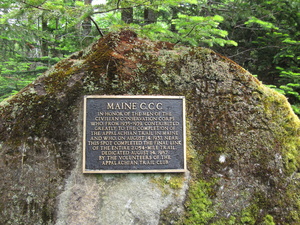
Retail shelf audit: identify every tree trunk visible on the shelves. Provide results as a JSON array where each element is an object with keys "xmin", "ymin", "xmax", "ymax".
[
  {"xmin": 170, "ymin": 7, "xmax": 178, "ymax": 33},
  {"xmin": 41, "ymin": 16, "xmax": 48, "ymax": 57},
  {"xmin": 82, "ymin": 0, "xmax": 93, "ymax": 35},
  {"xmin": 144, "ymin": 8, "xmax": 156, "ymax": 24},
  {"xmin": 121, "ymin": 8, "xmax": 133, "ymax": 24}
]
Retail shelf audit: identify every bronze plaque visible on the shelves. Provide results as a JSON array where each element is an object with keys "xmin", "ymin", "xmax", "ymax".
[{"xmin": 83, "ymin": 95, "xmax": 186, "ymax": 173}]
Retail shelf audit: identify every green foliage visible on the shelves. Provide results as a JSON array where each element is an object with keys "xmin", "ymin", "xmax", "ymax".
[
  {"xmin": 245, "ymin": 16, "xmax": 279, "ymax": 30},
  {"xmin": 101, "ymin": 1, "xmax": 237, "ymax": 48},
  {"xmin": 0, "ymin": 0, "xmax": 299, "ymax": 117},
  {"xmin": 208, "ymin": 0, "xmax": 300, "ymax": 116},
  {"xmin": 0, "ymin": 0, "xmax": 100, "ymax": 100},
  {"xmin": 174, "ymin": 14, "xmax": 237, "ymax": 47}
]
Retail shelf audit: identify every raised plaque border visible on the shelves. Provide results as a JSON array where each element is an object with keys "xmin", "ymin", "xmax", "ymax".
[{"xmin": 83, "ymin": 95, "xmax": 187, "ymax": 174}]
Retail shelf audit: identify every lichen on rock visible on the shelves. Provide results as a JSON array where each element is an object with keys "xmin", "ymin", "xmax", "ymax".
[{"xmin": 0, "ymin": 30, "xmax": 299, "ymax": 224}]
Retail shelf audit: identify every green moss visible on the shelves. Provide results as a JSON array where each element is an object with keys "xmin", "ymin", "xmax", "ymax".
[
  {"xmin": 168, "ymin": 174, "xmax": 185, "ymax": 189},
  {"xmin": 184, "ymin": 180, "xmax": 216, "ymax": 224},
  {"xmin": 285, "ymin": 183, "xmax": 300, "ymax": 222},
  {"xmin": 211, "ymin": 202, "xmax": 275, "ymax": 225},
  {"xmin": 150, "ymin": 173, "xmax": 185, "ymax": 194},
  {"xmin": 240, "ymin": 207, "xmax": 256, "ymax": 225},
  {"xmin": 185, "ymin": 119, "xmax": 199, "ymax": 171},
  {"xmin": 262, "ymin": 214, "xmax": 276, "ymax": 225},
  {"xmin": 211, "ymin": 216, "xmax": 237, "ymax": 225},
  {"xmin": 258, "ymin": 86, "xmax": 300, "ymax": 176},
  {"xmin": 179, "ymin": 60, "xmax": 300, "ymax": 224},
  {"xmin": 159, "ymin": 205, "xmax": 184, "ymax": 225}
]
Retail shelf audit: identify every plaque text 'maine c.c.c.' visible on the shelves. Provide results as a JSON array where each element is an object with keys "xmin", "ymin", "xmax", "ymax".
[{"xmin": 83, "ymin": 96, "xmax": 186, "ymax": 173}]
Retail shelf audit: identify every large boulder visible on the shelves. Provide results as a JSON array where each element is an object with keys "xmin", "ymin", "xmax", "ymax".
[{"xmin": 0, "ymin": 30, "xmax": 299, "ymax": 224}]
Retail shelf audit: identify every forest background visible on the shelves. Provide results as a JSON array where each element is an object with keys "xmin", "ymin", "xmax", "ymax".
[{"xmin": 0, "ymin": 0, "xmax": 299, "ymax": 115}]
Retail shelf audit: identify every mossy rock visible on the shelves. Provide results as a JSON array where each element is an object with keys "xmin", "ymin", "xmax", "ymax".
[{"xmin": 0, "ymin": 30, "xmax": 299, "ymax": 224}]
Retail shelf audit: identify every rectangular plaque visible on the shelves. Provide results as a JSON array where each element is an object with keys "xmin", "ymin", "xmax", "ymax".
[{"xmin": 83, "ymin": 95, "xmax": 186, "ymax": 173}]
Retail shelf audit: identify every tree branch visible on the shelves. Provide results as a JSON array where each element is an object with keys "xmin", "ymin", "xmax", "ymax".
[
  {"xmin": 229, "ymin": 46, "xmax": 281, "ymax": 58},
  {"xmin": 116, "ymin": 0, "xmax": 121, "ymax": 9},
  {"xmin": 175, "ymin": 24, "xmax": 199, "ymax": 44},
  {"xmin": 93, "ymin": 5, "xmax": 144, "ymax": 15},
  {"xmin": 20, "ymin": 0, "xmax": 50, "ymax": 11},
  {"xmin": 88, "ymin": 16, "xmax": 104, "ymax": 37}
]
